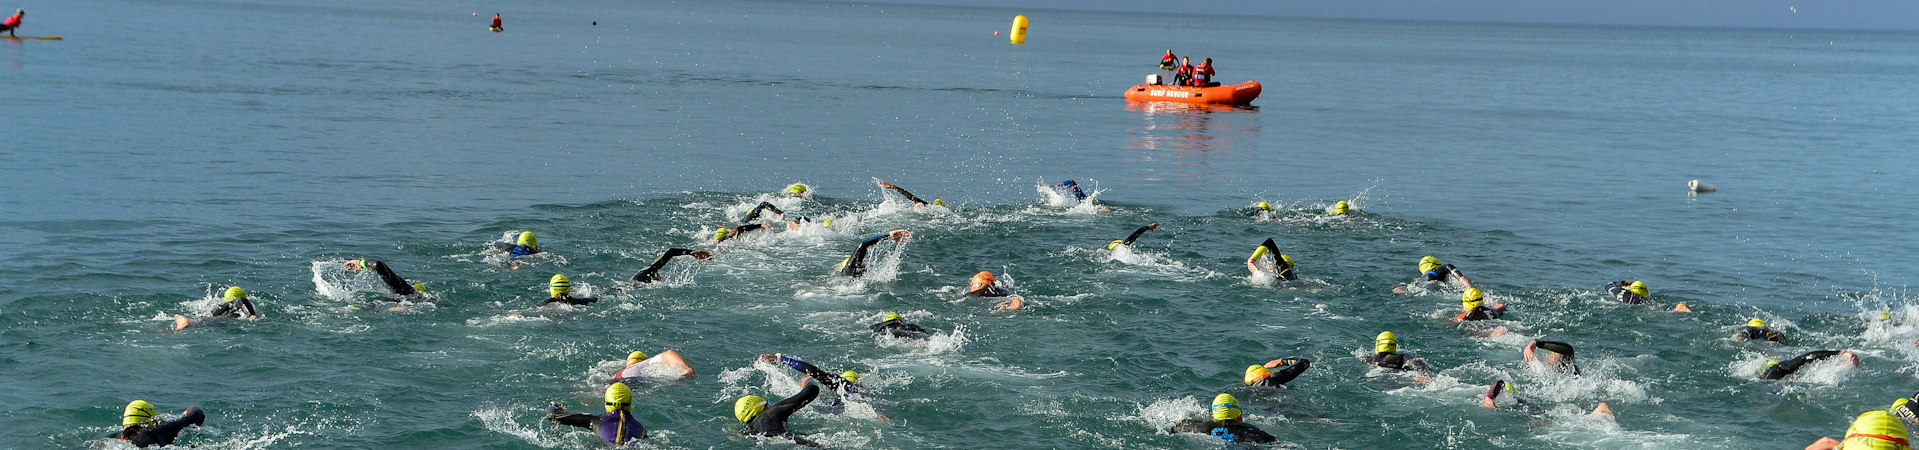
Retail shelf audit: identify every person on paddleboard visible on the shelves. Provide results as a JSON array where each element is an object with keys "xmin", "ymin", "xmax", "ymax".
[
  {"xmin": 870, "ymin": 312, "xmax": 931, "ymax": 339},
  {"xmin": 489, "ymin": 13, "xmax": 502, "ymax": 32},
  {"xmin": 1367, "ymin": 331, "xmax": 1435, "ymax": 374},
  {"xmin": 1244, "ymin": 358, "xmax": 1312, "ymax": 388},
  {"xmin": 1737, "ymin": 318, "xmax": 1790, "ymax": 345},
  {"xmin": 545, "ymin": 383, "xmax": 646, "ymax": 445},
  {"xmin": 113, "ymin": 400, "xmax": 206, "ymax": 448},
  {"xmin": 538, "ymin": 274, "xmax": 598, "ymax": 306},
  {"xmin": 962, "ymin": 271, "xmax": 1024, "ymax": 310},
  {"xmin": 876, "ymin": 180, "xmax": 942, "ymax": 210},
  {"xmin": 1193, "ymin": 58, "xmax": 1216, "ymax": 87},
  {"xmin": 1758, "ymin": 350, "xmax": 1858, "ymax": 380},
  {"xmin": 1247, "ymin": 238, "xmax": 1299, "ymax": 282},
  {"xmin": 734, "ymin": 377, "xmax": 826, "ymax": 448},
  {"xmin": 837, "ymin": 229, "xmax": 909, "ymax": 277},
  {"xmin": 491, "ymin": 231, "xmax": 541, "ymax": 257},
  {"xmin": 172, "ymin": 286, "xmax": 259, "ymax": 330},
  {"xmin": 1168, "ymin": 393, "xmax": 1278, "ymax": 444},
  {"xmin": 1523, "ymin": 340, "xmax": 1580, "ymax": 375},
  {"xmin": 630, "ymin": 248, "xmax": 712, "ymax": 283},
  {"xmin": 1, "ymin": 9, "xmax": 21, "ymax": 36}
]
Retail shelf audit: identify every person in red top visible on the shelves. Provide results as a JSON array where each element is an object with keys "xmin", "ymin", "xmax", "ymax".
[
  {"xmin": 489, "ymin": 13, "xmax": 502, "ymax": 32},
  {"xmin": 1173, "ymin": 56, "xmax": 1195, "ymax": 87},
  {"xmin": 1193, "ymin": 58, "xmax": 1216, "ymax": 87},
  {"xmin": 1157, "ymin": 49, "xmax": 1177, "ymax": 85},
  {"xmin": 1, "ymin": 9, "xmax": 23, "ymax": 37}
]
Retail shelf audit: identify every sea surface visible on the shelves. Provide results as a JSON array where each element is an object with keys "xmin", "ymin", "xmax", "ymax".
[{"xmin": 4, "ymin": 0, "xmax": 1919, "ymax": 448}]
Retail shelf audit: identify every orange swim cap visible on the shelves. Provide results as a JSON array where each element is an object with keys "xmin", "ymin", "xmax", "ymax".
[{"xmin": 970, "ymin": 271, "xmax": 996, "ymax": 290}]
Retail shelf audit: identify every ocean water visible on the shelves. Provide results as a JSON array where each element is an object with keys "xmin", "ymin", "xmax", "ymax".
[{"xmin": 4, "ymin": 0, "xmax": 1919, "ymax": 448}]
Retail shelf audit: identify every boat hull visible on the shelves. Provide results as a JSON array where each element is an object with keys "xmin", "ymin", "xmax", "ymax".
[{"xmin": 1123, "ymin": 81, "xmax": 1261, "ymax": 105}]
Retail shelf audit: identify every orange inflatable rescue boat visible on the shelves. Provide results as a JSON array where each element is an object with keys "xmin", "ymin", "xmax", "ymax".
[{"xmin": 1124, "ymin": 81, "xmax": 1261, "ymax": 105}]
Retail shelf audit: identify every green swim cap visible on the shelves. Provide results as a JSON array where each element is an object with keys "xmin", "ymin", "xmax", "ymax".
[
  {"xmin": 713, "ymin": 228, "xmax": 731, "ymax": 240},
  {"xmin": 123, "ymin": 400, "xmax": 157, "ymax": 427},
  {"xmin": 786, "ymin": 183, "xmax": 807, "ymax": 194},
  {"xmin": 1628, "ymin": 280, "xmax": 1648, "ymax": 296},
  {"xmin": 1107, "ymin": 239, "xmax": 1124, "ymax": 250},
  {"xmin": 517, "ymin": 231, "xmax": 538, "ymax": 248},
  {"xmin": 1334, "ymin": 200, "xmax": 1350, "ymax": 214},
  {"xmin": 1748, "ymin": 318, "xmax": 1765, "ymax": 328},
  {"xmin": 735, "ymin": 396, "xmax": 767, "ymax": 423},
  {"xmin": 605, "ymin": 382, "xmax": 632, "ymax": 412},
  {"xmin": 627, "ymin": 351, "xmax": 647, "ymax": 365},
  {"xmin": 549, "ymin": 274, "xmax": 571, "ymax": 296},
  {"xmin": 841, "ymin": 370, "xmax": 859, "ymax": 383},
  {"xmin": 1256, "ymin": 202, "xmax": 1271, "ymax": 211},
  {"xmin": 1375, "ymin": 331, "xmax": 1398, "ymax": 353},
  {"xmin": 883, "ymin": 313, "xmax": 901, "ymax": 322},
  {"xmin": 224, "ymin": 286, "xmax": 245, "ymax": 302},
  {"xmin": 932, "ymin": 199, "xmax": 944, "ymax": 206},
  {"xmin": 1211, "ymin": 393, "xmax": 1241, "ymax": 421}
]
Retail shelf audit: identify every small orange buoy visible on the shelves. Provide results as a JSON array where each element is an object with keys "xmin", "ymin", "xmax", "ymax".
[
  {"xmin": 993, "ymin": 31, "xmax": 999, "ymax": 35},
  {"xmin": 473, "ymin": 12, "xmax": 477, "ymax": 16}
]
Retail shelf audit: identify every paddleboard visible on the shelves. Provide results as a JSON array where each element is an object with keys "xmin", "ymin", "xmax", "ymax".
[
  {"xmin": 4, "ymin": 36, "xmax": 60, "ymax": 40},
  {"xmin": 614, "ymin": 350, "xmax": 694, "ymax": 380}
]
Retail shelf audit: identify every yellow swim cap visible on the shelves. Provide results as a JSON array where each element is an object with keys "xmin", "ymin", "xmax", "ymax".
[
  {"xmin": 1419, "ymin": 256, "xmax": 1442, "ymax": 274},
  {"xmin": 1334, "ymin": 200, "xmax": 1350, "ymax": 214},
  {"xmin": 882, "ymin": 313, "xmax": 901, "ymax": 322},
  {"xmin": 1281, "ymin": 254, "xmax": 1295, "ymax": 266},
  {"xmin": 1376, "ymin": 331, "xmax": 1398, "ymax": 353},
  {"xmin": 841, "ymin": 370, "xmax": 859, "ymax": 383},
  {"xmin": 1844, "ymin": 410, "xmax": 1910, "ymax": 450},
  {"xmin": 821, "ymin": 219, "xmax": 834, "ymax": 227},
  {"xmin": 517, "ymin": 231, "xmax": 538, "ymax": 248},
  {"xmin": 224, "ymin": 286, "xmax": 245, "ymax": 301},
  {"xmin": 932, "ymin": 199, "xmax": 944, "ymax": 206},
  {"xmin": 713, "ymin": 228, "xmax": 731, "ymax": 240},
  {"xmin": 1628, "ymin": 281, "xmax": 1648, "ymax": 296},
  {"xmin": 786, "ymin": 183, "xmax": 807, "ymax": 194},
  {"xmin": 1245, "ymin": 365, "xmax": 1272, "ymax": 385},
  {"xmin": 1107, "ymin": 239, "xmax": 1125, "ymax": 250},
  {"xmin": 735, "ymin": 396, "xmax": 767, "ymax": 423},
  {"xmin": 411, "ymin": 283, "xmax": 428, "ymax": 293},
  {"xmin": 1463, "ymin": 288, "xmax": 1484, "ymax": 301},
  {"xmin": 549, "ymin": 274, "xmax": 571, "ymax": 296},
  {"xmin": 123, "ymin": 400, "xmax": 156, "ymax": 427},
  {"xmin": 1256, "ymin": 202, "xmax": 1271, "ymax": 211},
  {"xmin": 627, "ymin": 351, "xmax": 647, "ymax": 365},
  {"xmin": 1211, "ymin": 393, "xmax": 1242, "ymax": 421},
  {"xmin": 605, "ymin": 382, "xmax": 633, "ymax": 412},
  {"xmin": 1748, "ymin": 318, "xmax": 1766, "ymax": 328}
]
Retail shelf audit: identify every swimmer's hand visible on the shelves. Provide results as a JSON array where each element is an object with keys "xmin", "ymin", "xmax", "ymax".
[
  {"xmin": 1146, "ymin": 223, "xmax": 1159, "ymax": 230},
  {"xmin": 1806, "ymin": 437, "xmax": 1841, "ymax": 450},
  {"xmin": 758, "ymin": 353, "xmax": 779, "ymax": 364},
  {"xmin": 877, "ymin": 181, "xmax": 895, "ymax": 189},
  {"xmin": 887, "ymin": 230, "xmax": 910, "ymax": 242},
  {"xmin": 691, "ymin": 250, "xmax": 713, "ymax": 260}
]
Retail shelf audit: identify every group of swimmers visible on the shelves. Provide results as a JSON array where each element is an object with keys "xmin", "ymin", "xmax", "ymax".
[{"xmin": 116, "ymin": 180, "xmax": 1912, "ymax": 448}]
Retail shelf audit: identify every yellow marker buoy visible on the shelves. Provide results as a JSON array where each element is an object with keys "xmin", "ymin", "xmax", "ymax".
[{"xmin": 1009, "ymin": 15, "xmax": 1027, "ymax": 44}]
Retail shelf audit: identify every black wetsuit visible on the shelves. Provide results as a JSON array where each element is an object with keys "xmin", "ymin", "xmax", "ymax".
[
  {"xmin": 1118, "ymin": 224, "xmax": 1155, "ymax": 247},
  {"xmin": 870, "ymin": 319, "xmax": 931, "ymax": 339},
  {"xmin": 492, "ymin": 242, "xmax": 540, "ymax": 257},
  {"xmin": 1423, "ymin": 264, "xmax": 1457, "ymax": 282},
  {"xmin": 1605, "ymin": 282, "xmax": 1649, "ymax": 305},
  {"xmin": 775, "ymin": 357, "xmax": 864, "ymax": 400},
  {"xmin": 882, "ymin": 184, "xmax": 929, "ymax": 206},
  {"xmin": 740, "ymin": 202, "xmax": 786, "ymax": 223},
  {"xmin": 1250, "ymin": 359, "xmax": 1311, "ymax": 387},
  {"xmin": 1056, "ymin": 181, "xmax": 1087, "ymax": 201},
  {"xmin": 1258, "ymin": 238, "xmax": 1297, "ymax": 281},
  {"xmin": 205, "ymin": 298, "xmax": 259, "ymax": 320},
  {"xmin": 1169, "ymin": 419, "xmax": 1277, "ymax": 444},
  {"xmin": 1459, "ymin": 306, "xmax": 1505, "ymax": 321},
  {"xmin": 116, "ymin": 405, "xmax": 205, "ymax": 448},
  {"xmin": 1532, "ymin": 341, "xmax": 1581, "ymax": 375},
  {"xmin": 744, "ymin": 382, "xmax": 823, "ymax": 448},
  {"xmin": 632, "ymin": 248, "xmax": 701, "ymax": 282},
  {"xmin": 839, "ymin": 233, "xmax": 891, "ymax": 277},
  {"xmin": 962, "ymin": 282, "xmax": 1011, "ymax": 298},
  {"xmin": 1367, "ymin": 353, "xmax": 1431, "ymax": 372},
  {"xmin": 363, "ymin": 260, "xmax": 417, "ymax": 297},
  {"xmin": 1759, "ymin": 350, "xmax": 1845, "ymax": 380},
  {"xmin": 717, "ymin": 224, "xmax": 767, "ymax": 243},
  {"xmin": 539, "ymin": 295, "xmax": 599, "ymax": 307},
  {"xmin": 1739, "ymin": 327, "xmax": 1789, "ymax": 345},
  {"xmin": 547, "ymin": 406, "xmax": 646, "ymax": 444}
]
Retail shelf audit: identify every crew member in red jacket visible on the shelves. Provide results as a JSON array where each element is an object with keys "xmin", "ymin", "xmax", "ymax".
[
  {"xmin": 1, "ymin": 9, "xmax": 23, "ymax": 37},
  {"xmin": 1193, "ymin": 58, "xmax": 1216, "ymax": 86}
]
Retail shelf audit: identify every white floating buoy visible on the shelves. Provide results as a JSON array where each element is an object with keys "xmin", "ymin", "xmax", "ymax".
[{"xmin": 1688, "ymin": 180, "xmax": 1716, "ymax": 193}]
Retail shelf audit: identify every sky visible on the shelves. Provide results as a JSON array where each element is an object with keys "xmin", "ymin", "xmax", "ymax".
[{"xmin": 813, "ymin": 0, "xmax": 1919, "ymax": 31}]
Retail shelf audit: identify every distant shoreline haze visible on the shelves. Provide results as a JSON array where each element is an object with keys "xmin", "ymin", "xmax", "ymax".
[{"xmin": 806, "ymin": 0, "xmax": 1919, "ymax": 31}]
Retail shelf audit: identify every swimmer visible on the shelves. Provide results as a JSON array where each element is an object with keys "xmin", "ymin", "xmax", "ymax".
[
  {"xmin": 1805, "ymin": 410, "xmax": 1908, "ymax": 450},
  {"xmin": 1606, "ymin": 280, "xmax": 1650, "ymax": 304},
  {"xmin": 545, "ymin": 382, "xmax": 645, "ymax": 444},
  {"xmin": 492, "ymin": 231, "xmax": 541, "ymax": 257},
  {"xmin": 1367, "ymin": 331, "xmax": 1435, "ymax": 374},
  {"xmin": 759, "ymin": 353, "xmax": 867, "ymax": 404},
  {"xmin": 1056, "ymin": 180, "xmax": 1089, "ymax": 201},
  {"xmin": 537, "ymin": 274, "xmax": 598, "ymax": 306},
  {"xmin": 1523, "ymin": 340, "xmax": 1581, "ymax": 375},
  {"xmin": 735, "ymin": 378, "xmax": 826, "ymax": 448},
  {"xmin": 876, "ymin": 180, "xmax": 943, "ymax": 210},
  {"xmin": 488, "ymin": 13, "xmax": 501, "ymax": 32},
  {"xmin": 1759, "ymin": 350, "xmax": 1858, "ymax": 380},
  {"xmin": 781, "ymin": 183, "xmax": 810, "ymax": 198},
  {"xmin": 1480, "ymin": 380, "xmax": 1611, "ymax": 416},
  {"xmin": 712, "ymin": 224, "xmax": 770, "ymax": 243},
  {"xmin": 1738, "ymin": 318, "xmax": 1790, "ymax": 345},
  {"xmin": 962, "ymin": 271, "xmax": 1024, "ymax": 310},
  {"xmin": 1107, "ymin": 223, "xmax": 1160, "ymax": 250},
  {"xmin": 1246, "ymin": 238, "xmax": 1298, "ymax": 281},
  {"xmin": 114, "ymin": 400, "xmax": 205, "ymax": 448},
  {"xmin": 1252, "ymin": 201, "xmax": 1277, "ymax": 221},
  {"xmin": 870, "ymin": 312, "xmax": 931, "ymax": 339},
  {"xmin": 342, "ymin": 259, "xmax": 422, "ymax": 297},
  {"xmin": 172, "ymin": 286, "xmax": 259, "ymax": 331},
  {"xmin": 1331, "ymin": 200, "xmax": 1350, "ymax": 216},
  {"xmin": 630, "ymin": 248, "xmax": 712, "ymax": 282},
  {"xmin": 610, "ymin": 350, "xmax": 695, "ymax": 382},
  {"xmin": 738, "ymin": 201, "xmax": 786, "ymax": 224},
  {"xmin": 1892, "ymin": 392, "xmax": 1919, "ymax": 426},
  {"xmin": 1394, "ymin": 256, "xmax": 1471, "ymax": 293},
  {"xmin": 1168, "ymin": 393, "xmax": 1278, "ymax": 444},
  {"xmin": 1454, "ymin": 288, "xmax": 1507, "ymax": 322},
  {"xmin": 836, "ymin": 229, "xmax": 910, "ymax": 278},
  {"xmin": 1244, "ymin": 358, "xmax": 1312, "ymax": 388}
]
